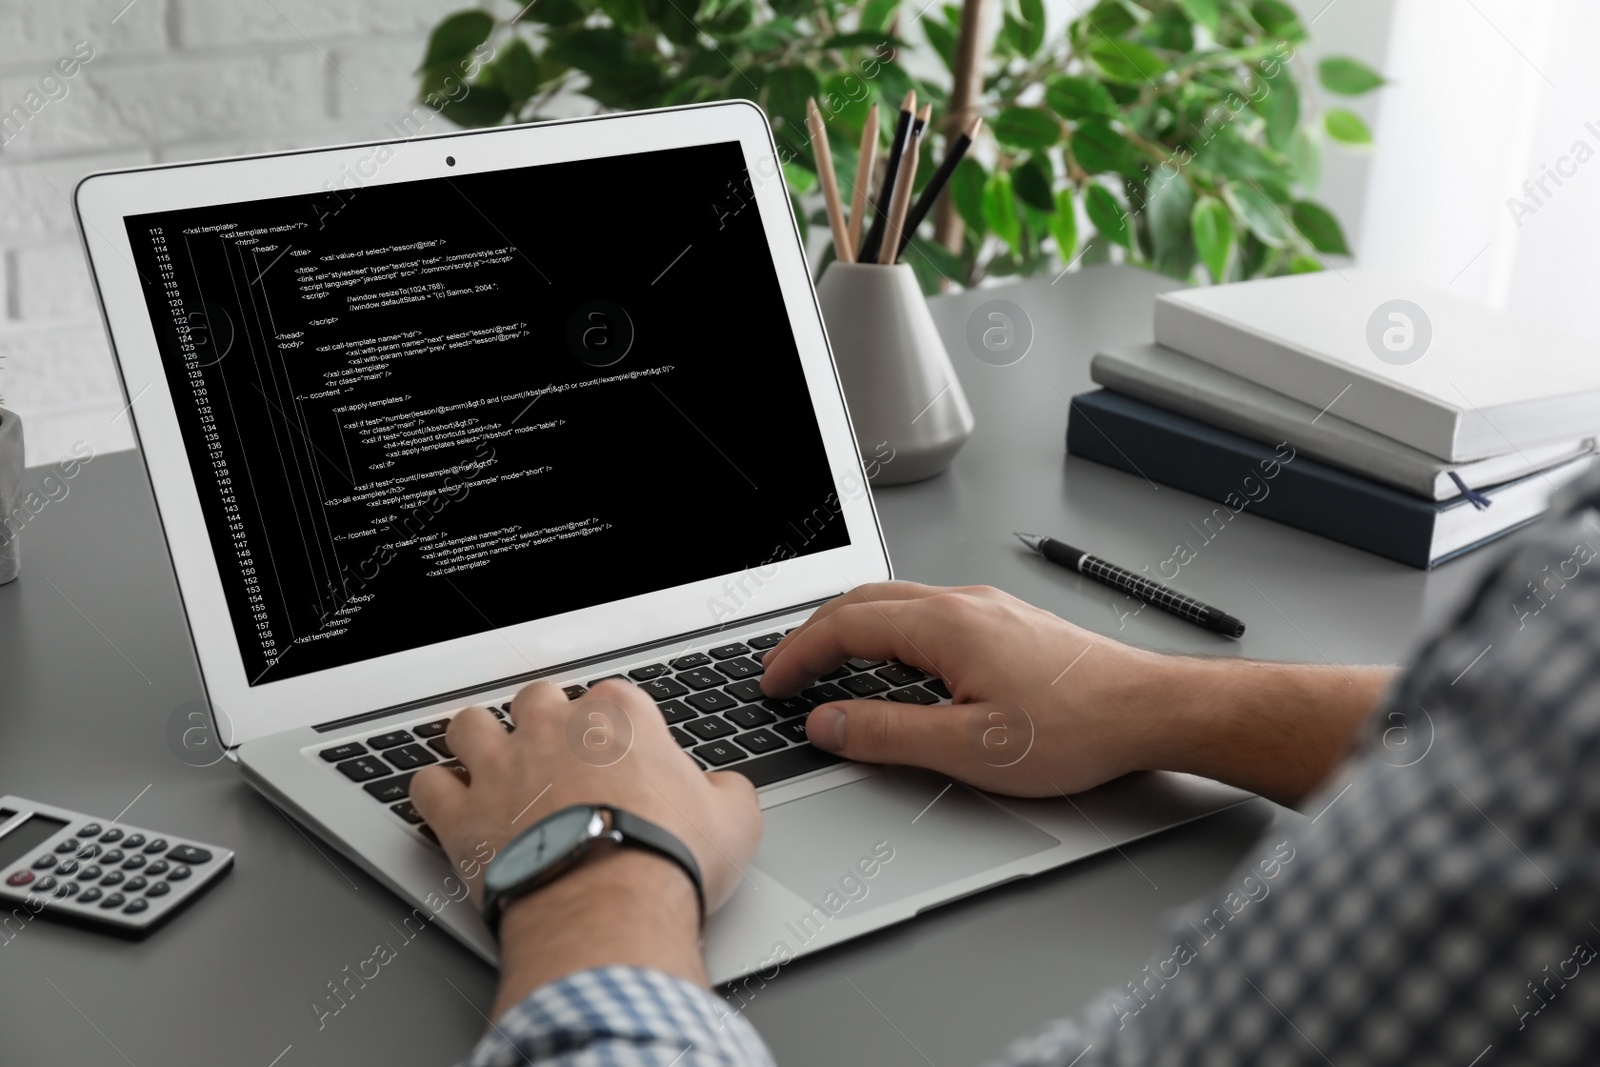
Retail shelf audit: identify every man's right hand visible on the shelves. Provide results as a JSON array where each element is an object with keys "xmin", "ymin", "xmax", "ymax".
[{"xmin": 760, "ymin": 582, "xmax": 1393, "ymax": 804}]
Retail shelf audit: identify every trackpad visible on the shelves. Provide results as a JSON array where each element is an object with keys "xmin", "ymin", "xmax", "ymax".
[{"xmin": 754, "ymin": 768, "xmax": 1059, "ymax": 909}]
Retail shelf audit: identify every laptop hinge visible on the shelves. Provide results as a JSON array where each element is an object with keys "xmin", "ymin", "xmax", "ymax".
[{"xmin": 310, "ymin": 595, "xmax": 837, "ymax": 733}]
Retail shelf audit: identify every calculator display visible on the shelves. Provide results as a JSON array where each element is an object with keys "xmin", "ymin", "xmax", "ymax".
[{"xmin": 0, "ymin": 813, "xmax": 69, "ymax": 869}]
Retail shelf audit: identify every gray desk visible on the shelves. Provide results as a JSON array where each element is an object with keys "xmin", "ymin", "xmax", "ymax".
[{"xmin": 0, "ymin": 266, "xmax": 1504, "ymax": 1065}]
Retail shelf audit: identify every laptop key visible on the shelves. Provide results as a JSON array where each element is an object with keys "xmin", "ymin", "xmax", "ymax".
[
  {"xmin": 427, "ymin": 737, "xmax": 454, "ymax": 759},
  {"xmin": 383, "ymin": 744, "xmax": 439, "ymax": 771},
  {"xmin": 639, "ymin": 676, "xmax": 690, "ymax": 701},
  {"xmin": 714, "ymin": 656, "xmax": 763, "ymax": 680},
  {"xmin": 819, "ymin": 666, "xmax": 852, "ymax": 681},
  {"xmin": 669, "ymin": 727, "xmax": 696, "ymax": 748},
  {"xmin": 735, "ymin": 729, "xmax": 786, "ymax": 755},
  {"xmin": 628, "ymin": 663, "xmax": 671, "ymax": 680},
  {"xmin": 686, "ymin": 690, "xmax": 739, "ymax": 714},
  {"xmin": 887, "ymin": 685, "xmax": 939, "ymax": 705},
  {"xmin": 708, "ymin": 643, "xmax": 749, "ymax": 660},
  {"xmin": 336, "ymin": 756, "xmax": 392, "ymax": 782},
  {"xmin": 367, "ymin": 730, "xmax": 413, "ymax": 750},
  {"xmin": 728, "ymin": 744, "xmax": 844, "ymax": 787},
  {"xmin": 747, "ymin": 633, "xmax": 784, "ymax": 649},
  {"xmin": 676, "ymin": 668, "xmax": 724, "ymax": 690},
  {"xmin": 657, "ymin": 700, "xmax": 697, "ymax": 725},
  {"xmin": 363, "ymin": 772, "xmax": 417, "ymax": 804},
  {"xmin": 846, "ymin": 657, "xmax": 886, "ymax": 671},
  {"xmin": 762, "ymin": 696, "xmax": 814, "ymax": 719},
  {"xmin": 670, "ymin": 653, "xmax": 711, "ymax": 670},
  {"xmin": 876, "ymin": 663, "xmax": 928, "ymax": 686},
  {"xmin": 319, "ymin": 742, "xmax": 366, "ymax": 762},
  {"xmin": 563, "ymin": 685, "xmax": 587, "ymax": 699},
  {"xmin": 924, "ymin": 678, "xmax": 953, "ymax": 700},
  {"xmin": 412, "ymin": 718, "xmax": 451, "ymax": 738},
  {"xmin": 839, "ymin": 673, "xmax": 891, "ymax": 697},
  {"xmin": 801, "ymin": 682, "xmax": 849, "ymax": 704},
  {"xmin": 390, "ymin": 802, "xmax": 424, "ymax": 825},
  {"xmin": 684, "ymin": 716, "xmax": 737, "ymax": 741},
  {"xmin": 723, "ymin": 678, "xmax": 766, "ymax": 702},
  {"xmin": 773, "ymin": 718, "xmax": 811, "ymax": 744},
  {"xmin": 693, "ymin": 740, "xmax": 748, "ymax": 766},
  {"xmin": 724, "ymin": 704, "xmax": 776, "ymax": 729}
]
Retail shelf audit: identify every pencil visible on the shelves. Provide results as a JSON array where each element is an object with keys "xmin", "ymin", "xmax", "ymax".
[
  {"xmin": 896, "ymin": 116, "xmax": 982, "ymax": 260},
  {"xmin": 847, "ymin": 104, "xmax": 878, "ymax": 254},
  {"xmin": 879, "ymin": 104, "xmax": 929, "ymax": 264},
  {"xmin": 807, "ymin": 98, "xmax": 854, "ymax": 264},
  {"xmin": 858, "ymin": 90, "xmax": 915, "ymax": 263}
]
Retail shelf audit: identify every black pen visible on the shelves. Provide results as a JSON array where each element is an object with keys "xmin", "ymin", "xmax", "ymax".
[{"xmin": 1014, "ymin": 532, "xmax": 1246, "ymax": 638}]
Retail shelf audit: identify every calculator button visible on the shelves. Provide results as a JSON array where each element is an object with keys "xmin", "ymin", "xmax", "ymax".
[
  {"xmin": 78, "ymin": 887, "xmax": 102, "ymax": 903},
  {"xmin": 144, "ymin": 860, "xmax": 169, "ymax": 876},
  {"xmin": 143, "ymin": 838, "xmax": 169, "ymax": 854},
  {"xmin": 412, "ymin": 719, "xmax": 450, "ymax": 739},
  {"xmin": 169, "ymin": 865, "xmax": 192, "ymax": 881},
  {"xmin": 335, "ymin": 756, "xmax": 391, "ymax": 782},
  {"xmin": 75, "ymin": 843, "xmax": 101, "ymax": 859},
  {"xmin": 32, "ymin": 854, "xmax": 56, "ymax": 869},
  {"xmin": 389, "ymin": 801, "xmax": 424, "ymax": 824},
  {"xmin": 122, "ymin": 833, "xmax": 146, "ymax": 849},
  {"xmin": 319, "ymin": 742, "xmax": 367, "ymax": 762},
  {"xmin": 55, "ymin": 839, "xmax": 79, "ymax": 853},
  {"xmin": 100, "ymin": 871, "xmax": 124, "ymax": 886},
  {"xmin": 166, "ymin": 845, "xmax": 213, "ymax": 865},
  {"xmin": 53, "ymin": 859, "xmax": 78, "ymax": 876},
  {"xmin": 123, "ymin": 898, "xmax": 149, "ymax": 914},
  {"xmin": 99, "ymin": 892, "xmax": 126, "ymax": 909},
  {"xmin": 77, "ymin": 823, "xmax": 102, "ymax": 837},
  {"xmin": 145, "ymin": 882, "xmax": 170, "ymax": 897},
  {"xmin": 5, "ymin": 871, "xmax": 33, "ymax": 887},
  {"xmin": 55, "ymin": 881, "xmax": 78, "ymax": 898},
  {"xmin": 34, "ymin": 876, "xmax": 58, "ymax": 892},
  {"xmin": 101, "ymin": 849, "xmax": 125, "ymax": 864},
  {"xmin": 99, "ymin": 828, "xmax": 124, "ymax": 844},
  {"xmin": 123, "ymin": 876, "xmax": 148, "ymax": 892},
  {"xmin": 78, "ymin": 865, "xmax": 103, "ymax": 881},
  {"xmin": 121, "ymin": 855, "xmax": 145, "ymax": 870}
]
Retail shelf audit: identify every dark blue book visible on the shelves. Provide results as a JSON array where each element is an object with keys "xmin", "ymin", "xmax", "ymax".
[{"xmin": 1066, "ymin": 389, "xmax": 1590, "ymax": 568}]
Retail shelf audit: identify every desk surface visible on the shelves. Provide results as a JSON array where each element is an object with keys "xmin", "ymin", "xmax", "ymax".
[{"xmin": 0, "ymin": 266, "xmax": 1505, "ymax": 1066}]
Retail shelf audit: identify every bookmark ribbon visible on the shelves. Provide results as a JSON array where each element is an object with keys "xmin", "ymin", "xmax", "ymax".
[{"xmin": 1448, "ymin": 471, "xmax": 1492, "ymax": 510}]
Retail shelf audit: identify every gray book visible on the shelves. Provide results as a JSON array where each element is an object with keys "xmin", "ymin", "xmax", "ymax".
[{"xmin": 1091, "ymin": 343, "xmax": 1595, "ymax": 502}]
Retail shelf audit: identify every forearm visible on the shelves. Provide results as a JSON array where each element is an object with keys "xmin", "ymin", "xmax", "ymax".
[{"xmin": 1143, "ymin": 656, "xmax": 1395, "ymax": 806}]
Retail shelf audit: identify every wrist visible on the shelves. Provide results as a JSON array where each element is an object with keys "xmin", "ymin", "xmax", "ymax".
[{"xmin": 491, "ymin": 846, "xmax": 705, "ymax": 1017}]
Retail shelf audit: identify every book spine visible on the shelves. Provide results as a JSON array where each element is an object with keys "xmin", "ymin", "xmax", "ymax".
[{"xmin": 1066, "ymin": 391, "xmax": 1438, "ymax": 568}]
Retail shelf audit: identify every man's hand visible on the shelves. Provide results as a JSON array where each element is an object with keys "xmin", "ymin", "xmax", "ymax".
[
  {"xmin": 762, "ymin": 582, "xmax": 1393, "ymax": 805},
  {"xmin": 410, "ymin": 680, "xmax": 761, "ymax": 1012}
]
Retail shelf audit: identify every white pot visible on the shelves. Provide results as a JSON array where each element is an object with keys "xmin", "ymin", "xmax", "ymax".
[
  {"xmin": 815, "ymin": 262, "xmax": 974, "ymax": 486},
  {"xmin": 0, "ymin": 408, "xmax": 21, "ymax": 584}
]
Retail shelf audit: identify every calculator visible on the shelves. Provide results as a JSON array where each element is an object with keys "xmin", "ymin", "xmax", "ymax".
[{"xmin": 0, "ymin": 796, "xmax": 233, "ymax": 933}]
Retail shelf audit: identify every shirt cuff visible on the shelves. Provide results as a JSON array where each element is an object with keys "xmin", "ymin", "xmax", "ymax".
[{"xmin": 461, "ymin": 966, "xmax": 777, "ymax": 1067}]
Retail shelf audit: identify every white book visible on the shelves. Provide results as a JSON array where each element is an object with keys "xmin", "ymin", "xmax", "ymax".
[
  {"xmin": 1152, "ymin": 270, "xmax": 1600, "ymax": 462},
  {"xmin": 1091, "ymin": 343, "xmax": 1596, "ymax": 501}
]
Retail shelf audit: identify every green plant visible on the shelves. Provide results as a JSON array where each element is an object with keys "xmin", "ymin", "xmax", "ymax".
[{"xmin": 414, "ymin": 0, "xmax": 1383, "ymax": 292}]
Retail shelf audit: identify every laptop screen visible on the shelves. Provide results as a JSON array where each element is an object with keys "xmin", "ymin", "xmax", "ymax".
[{"xmin": 123, "ymin": 140, "xmax": 848, "ymax": 686}]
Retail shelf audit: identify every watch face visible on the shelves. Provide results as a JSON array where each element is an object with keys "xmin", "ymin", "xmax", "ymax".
[{"xmin": 488, "ymin": 805, "xmax": 598, "ymax": 891}]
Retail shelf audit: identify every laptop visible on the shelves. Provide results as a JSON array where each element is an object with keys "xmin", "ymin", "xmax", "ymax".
[{"xmin": 74, "ymin": 101, "xmax": 1248, "ymax": 982}]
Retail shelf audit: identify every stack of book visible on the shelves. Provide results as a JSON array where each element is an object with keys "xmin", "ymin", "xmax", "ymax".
[{"xmin": 1066, "ymin": 271, "xmax": 1600, "ymax": 568}]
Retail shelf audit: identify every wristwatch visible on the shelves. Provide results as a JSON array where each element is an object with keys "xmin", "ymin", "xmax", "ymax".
[{"xmin": 479, "ymin": 804, "xmax": 705, "ymax": 936}]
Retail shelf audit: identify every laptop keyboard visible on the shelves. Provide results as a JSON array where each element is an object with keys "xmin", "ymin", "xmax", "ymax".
[{"xmin": 313, "ymin": 630, "xmax": 953, "ymax": 844}]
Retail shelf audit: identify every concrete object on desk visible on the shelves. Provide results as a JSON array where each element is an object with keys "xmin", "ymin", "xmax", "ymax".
[{"xmin": 815, "ymin": 261, "xmax": 974, "ymax": 485}]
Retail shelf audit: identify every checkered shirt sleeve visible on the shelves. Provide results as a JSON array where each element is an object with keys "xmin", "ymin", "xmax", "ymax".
[{"xmin": 461, "ymin": 966, "xmax": 775, "ymax": 1067}]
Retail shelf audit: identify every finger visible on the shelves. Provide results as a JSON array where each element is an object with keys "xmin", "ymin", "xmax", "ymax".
[
  {"xmin": 762, "ymin": 599, "xmax": 945, "ymax": 696},
  {"xmin": 444, "ymin": 704, "xmax": 509, "ymax": 776},
  {"xmin": 805, "ymin": 699, "xmax": 973, "ymax": 773},
  {"xmin": 409, "ymin": 762, "xmax": 467, "ymax": 828},
  {"xmin": 770, "ymin": 581, "xmax": 945, "ymax": 659},
  {"xmin": 508, "ymin": 680, "xmax": 570, "ymax": 731}
]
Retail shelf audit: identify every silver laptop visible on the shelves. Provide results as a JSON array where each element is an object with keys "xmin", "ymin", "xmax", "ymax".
[{"xmin": 75, "ymin": 101, "xmax": 1247, "ymax": 983}]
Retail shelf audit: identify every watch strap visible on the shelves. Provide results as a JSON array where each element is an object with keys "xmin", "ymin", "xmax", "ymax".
[{"xmin": 606, "ymin": 807, "xmax": 706, "ymax": 920}]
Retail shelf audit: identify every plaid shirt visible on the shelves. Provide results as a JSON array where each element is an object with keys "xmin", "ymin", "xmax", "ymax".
[{"xmin": 466, "ymin": 467, "xmax": 1600, "ymax": 1067}]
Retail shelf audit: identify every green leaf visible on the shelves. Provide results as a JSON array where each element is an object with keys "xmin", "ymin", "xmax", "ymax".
[
  {"xmin": 1148, "ymin": 172, "xmax": 1195, "ymax": 268},
  {"xmin": 1045, "ymin": 75, "xmax": 1116, "ymax": 119},
  {"xmin": 1318, "ymin": 56, "xmax": 1385, "ymax": 95},
  {"xmin": 646, "ymin": 0, "xmax": 702, "ymax": 46},
  {"xmin": 1223, "ymin": 182, "xmax": 1289, "ymax": 246},
  {"xmin": 1080, "ymin": 0, "xmax": 1136, "ymax": 39},
  {"xmin": 1261, "ymin": 71, "xmax": 1299, "ymax": 152},
  {"xmin": 861, "ymin": 0, "xmax": 900, "ymax": 32},
  {"xmin": 1191, "ymin": 196, "xmax": 1232, "ymax": 280},
  {"xmin": 1291, "ymin": 127, "xmax": 1322, "ymax": 190},
  {"xmin": 1087, "ymin": 38, "xmax": 1168, "ymax": 84},
  {"xmin": 950, "ymin": 156, "xmax": 987, "ymax": 236},
  {"xmin": 1012, "ymin": 156, "xmax": 1054, "ymax": 212},
  {"xmin": 546, "ymin": 28, "xmax": 662, "ymax": 108},
  {"xmin": 438, "ymin": 83, "xmax": 513, "ymax": 127},
  {"xmin": 1017, "ymin": 0, "xmax": 1047, "ymax": 57},
  {"xmin": 1250, "ymin": 0, "xmax": 1305, "ymax": 41},
  {"xmin": 599, "ymin": 0, "xmax": 647, "ymax": 29},
  {"xmin": 906, "ymin": 235, "xmax": 965, "ymax": 283},
  {"xmin": 764, "ymin": 65, "xmax": 821, "ymax": 128},
  {"xmin": 421, "ymin": 10, "xmax": 494, "ymax": 70},
  {"xmin": 486, "ymin": 38, "xmax": 542, "ymax": 103},
  {"xmin": 1084, "ymin": 183, "xmax": 1129, "ymax": 248},
  {"xmin": 819, "ymin": 30, "xmax": 904, "ymax": 49},
  {"xmin": 1288, "ymin": 254, "xmax": 1323, "ymax": 273},
  {"xmin": 922, "ymin": 19, "xmax": 957, "ymax": 73},
  {"xmin": 1324, "ymin": 108, "xmax": 1372, "ymax": 144},
  {"xmin": 1050, "ymin": 185, "xmax": 1078, "ymax": 262},
  {"xmin": 523, "ymin": 0, "xmax": 587, "ymax": 22},
  {"xmin": 782, "ymin": 161, "xmax": 817, "ymax": 195},
  {"xmin": 991, "ymin": 107, "xmax": 1061, "ymax": 149},
  {"xmin": 1177, "ymin": 0, "xmax": 1219, "ymax": 34},
  {"xmin": 1146, "ymin": 6, "xmax": 1194, "ymax": 52},
  {"xmin": 1290, "ymin": 200, "xmax": 1349, "ymax": 254},
  {"xmin": 982, "ymin": 171, "xmax": 1022, "ymax": 253},
  {"xmin": 1069, "ymin": 116, "xmax": 1136, "ymax": 176}
]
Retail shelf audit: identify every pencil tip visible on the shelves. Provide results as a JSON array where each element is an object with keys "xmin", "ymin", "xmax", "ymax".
[
  {"xmin": 902, "ymin": 89, "xmax": 916, "ymax": 110},
  {"xmin": 967, "ymin": 115, "xmax": 984, "ymax": 137},
  {"xmin": 916, "ymin": 103, "xmax": 932, "ymax": 122}
]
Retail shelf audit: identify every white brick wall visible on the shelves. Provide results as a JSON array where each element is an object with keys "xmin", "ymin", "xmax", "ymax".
[{"xmin": 0, "ymin": 0, "xmax": 470, "ymax": 466}]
